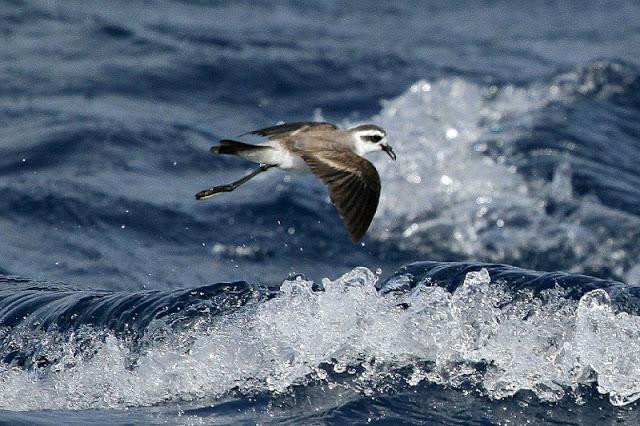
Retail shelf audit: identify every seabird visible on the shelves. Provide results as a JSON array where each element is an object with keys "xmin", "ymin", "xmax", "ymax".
[{"xmin": 195, "ymin": 121, "xmax": 396, "ymax": 241}]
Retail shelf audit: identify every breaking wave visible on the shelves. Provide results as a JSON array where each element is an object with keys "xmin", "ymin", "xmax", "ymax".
[{"xmin": 1, "ymin": 262, "xmax": 639, "ymax": 411}]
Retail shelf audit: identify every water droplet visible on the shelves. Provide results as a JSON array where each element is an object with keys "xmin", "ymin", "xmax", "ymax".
[{"xmin": 440, "ymin": 175, "xmax": 452, "ymax": 185}]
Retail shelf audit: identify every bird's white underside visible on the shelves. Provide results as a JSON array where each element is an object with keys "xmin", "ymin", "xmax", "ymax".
[{"xmin": 261, "ymin": 140, "xmax": 310, "ymax": 171}]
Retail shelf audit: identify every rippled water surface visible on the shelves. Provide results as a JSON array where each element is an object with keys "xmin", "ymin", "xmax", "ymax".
[{"xmin": 1, "ymin": 0, "xmax": 640, "ymax": 424}]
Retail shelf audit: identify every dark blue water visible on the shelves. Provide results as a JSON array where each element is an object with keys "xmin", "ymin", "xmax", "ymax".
[{"xmin": 1, "ymin": 0, "xmax": 640, "ymax": 424}]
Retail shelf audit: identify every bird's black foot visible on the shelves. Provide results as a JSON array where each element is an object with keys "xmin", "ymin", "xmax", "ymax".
[{"xmin": 195, "ymin": 184, "xmax": 235, "ymax": 200}]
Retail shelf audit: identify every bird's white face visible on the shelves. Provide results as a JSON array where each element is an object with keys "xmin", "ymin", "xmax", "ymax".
[{"xmin": 353, "ymin": 129, "xmax": 396, "ymax": 160}]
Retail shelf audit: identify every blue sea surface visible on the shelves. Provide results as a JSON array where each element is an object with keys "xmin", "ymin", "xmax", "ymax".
[{"xmin": 1, "ymin": 0, "xmax": 640, "ymax": 424}]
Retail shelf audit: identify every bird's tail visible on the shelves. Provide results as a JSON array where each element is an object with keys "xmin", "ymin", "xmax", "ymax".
[
  {"xmin": 210, "ymin": 139, "xmax": 274, "ymax": 163},
  {"xmin": 211, "ymin": 140, "xmax": 264, "ymax": 155}
]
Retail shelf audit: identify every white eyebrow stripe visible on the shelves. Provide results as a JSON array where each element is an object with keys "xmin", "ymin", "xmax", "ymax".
[{"xmin": 355, "ymin": 130, "xmax": 386, "ymax": 137}]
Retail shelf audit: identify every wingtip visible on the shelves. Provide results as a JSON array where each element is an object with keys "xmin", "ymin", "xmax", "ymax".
[{"xmin": 349, "ymin": 229, "xmax": 365, "ymax": 242}]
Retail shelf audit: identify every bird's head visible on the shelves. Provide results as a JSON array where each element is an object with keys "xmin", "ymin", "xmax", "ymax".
[{"xmin": 350, "ymin": 124, "xmax": 396, "ymax": 160}]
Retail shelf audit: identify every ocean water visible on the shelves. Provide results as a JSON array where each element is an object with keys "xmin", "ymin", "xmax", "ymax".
[{"xmin": 1, "ymin": 0, "xmax": 640, "ymax": 424}]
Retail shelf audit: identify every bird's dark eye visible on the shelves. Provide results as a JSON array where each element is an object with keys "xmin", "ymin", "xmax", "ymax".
[{"xmin": 364, "ymin": 135, "xmax": 383, "ymax": 143}]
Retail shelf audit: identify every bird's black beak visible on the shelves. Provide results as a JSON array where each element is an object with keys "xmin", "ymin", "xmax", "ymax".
[{"xmin": 382, "ymin": 144, "xmax": 396, "ymax": 161}]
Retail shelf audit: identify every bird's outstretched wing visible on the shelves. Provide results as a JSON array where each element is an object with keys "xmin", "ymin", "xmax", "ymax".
[
  {"xmin": 300, "ymin": 150, "xmax": 381, "ymax": 241},
  {"xmin": 241, "ymin": 122, "xmax": 337, "ymax": 138}
]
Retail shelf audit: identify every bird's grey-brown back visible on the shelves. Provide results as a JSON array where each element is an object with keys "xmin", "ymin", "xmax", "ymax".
[
  {"xmin": 275, "ymin": 129, "xmax": 357, "ymax": 157},
  {"xmin": 242, "ymin": 121, "xmax": 338, "ymax": 138},
  {"xmin": 264, "ymin": 122, "xmax": 393, "ymax": 164},
  {"xmin": 230, "ymin": 122, "xmax": 346, "ymax": 170}
]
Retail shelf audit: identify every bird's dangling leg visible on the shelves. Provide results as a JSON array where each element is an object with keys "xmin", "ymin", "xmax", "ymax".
[{"xmin": 195, "ymin": 163, "xmax": 275, "ymax": 200}]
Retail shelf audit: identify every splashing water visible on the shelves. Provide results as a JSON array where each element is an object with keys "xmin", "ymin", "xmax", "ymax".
[
  {"xmin": 1, "ymin": 266, "xmax": 639, "ymax": 410},
  {"xmin": 364, "ymin": 63, "xmax": 640, "ymax": 279}
]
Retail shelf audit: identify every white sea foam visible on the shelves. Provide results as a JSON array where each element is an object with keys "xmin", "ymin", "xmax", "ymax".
[
  {"xmin": 358, "ymin": 74, "xmax": 640, "ymax": 278},
  {"xmin": 371, "ymin": 78, "xmax": 539, "ymax": 225},
  {"xmin": 1, "ymin": 267, "xmax": 639, "ymax": 410}
]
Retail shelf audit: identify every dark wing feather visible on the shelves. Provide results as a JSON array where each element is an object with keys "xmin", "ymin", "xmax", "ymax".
[
  {"xmin": 241, "ymin": 122, "xmax": 337, "ymax": 138},
  {"xmin": 300, "ymin": 150, "xmax": 381, "ymax": 241}
]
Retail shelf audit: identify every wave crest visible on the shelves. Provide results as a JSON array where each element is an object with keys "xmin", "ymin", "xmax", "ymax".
[{"xmin": 1, "ymin": 262, "xmax": 639, "ymax": 410}]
